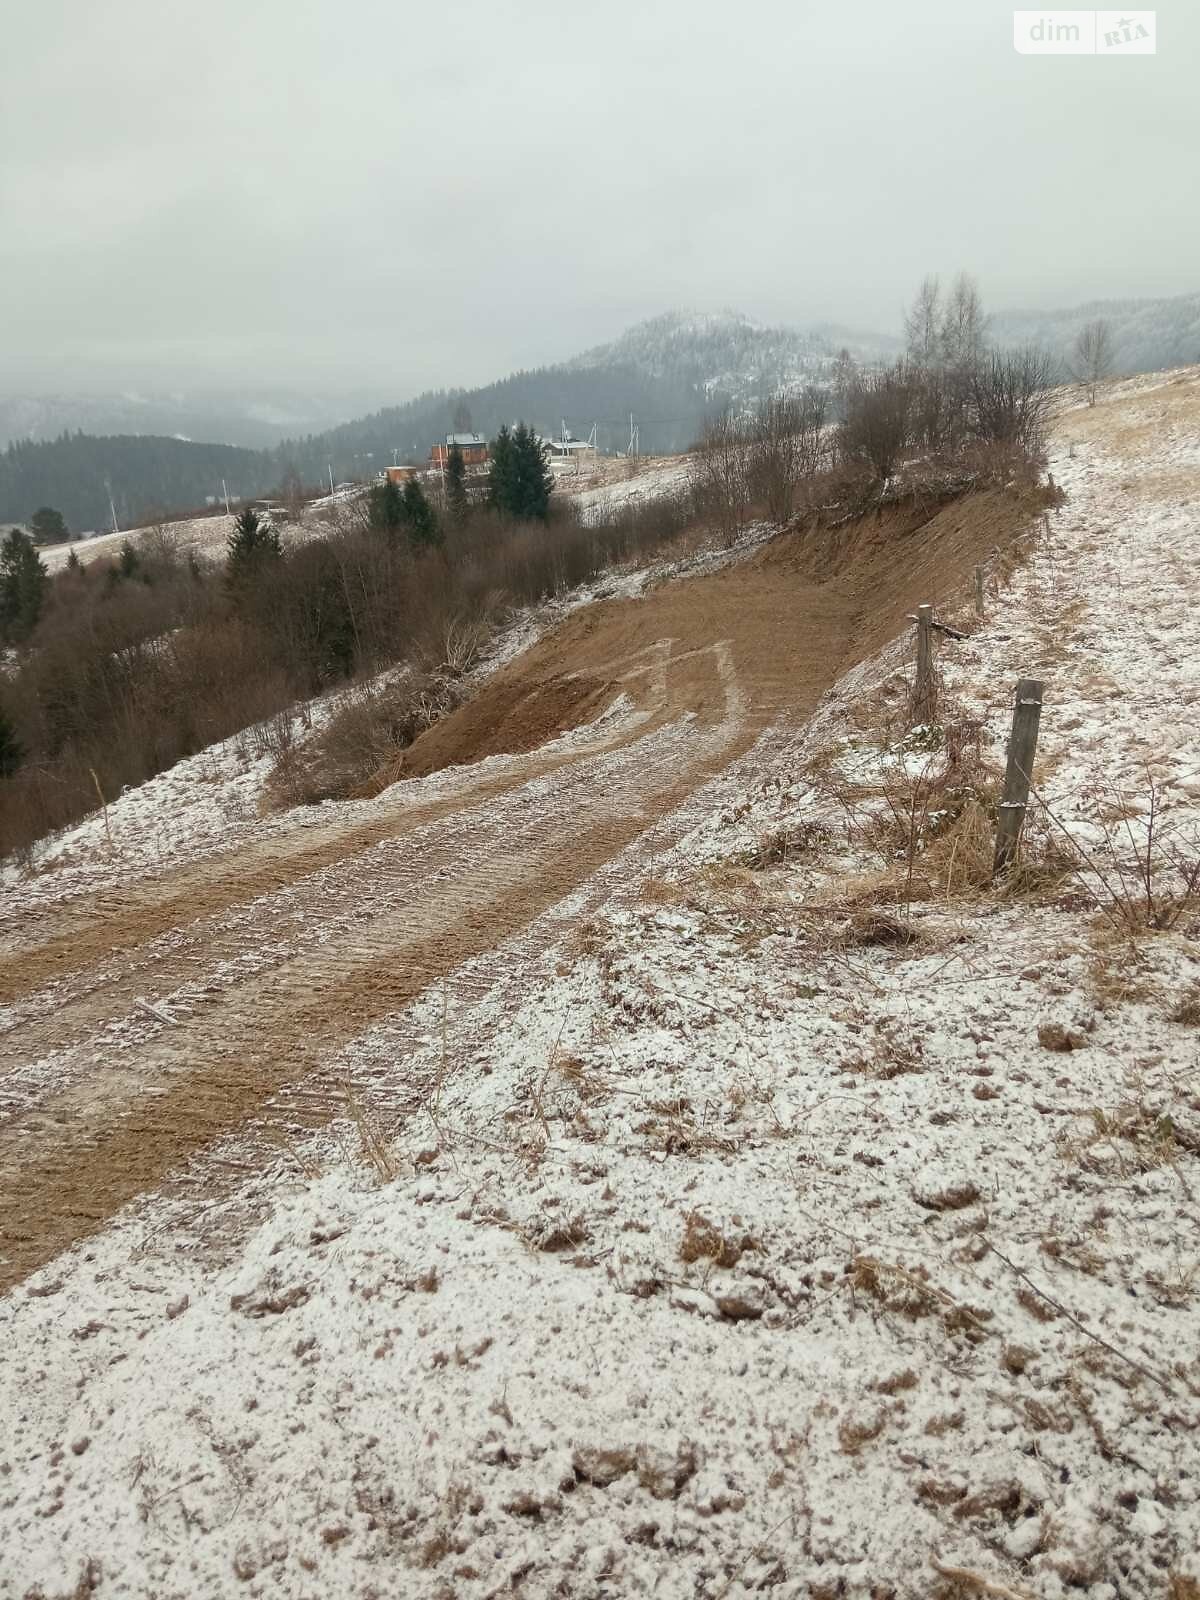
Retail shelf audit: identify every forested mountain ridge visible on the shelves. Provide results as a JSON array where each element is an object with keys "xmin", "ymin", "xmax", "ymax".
[
  {"xmin": 989, "ymin": 291, "xmax": 1200, "ymax": 374},
  {"xmin": 5, "ymin": 296, "xmax": 1198, "ymax": 533},
  {"xmin": 0, "ymin": 434, "xmax": 278, "ymax": 536}
]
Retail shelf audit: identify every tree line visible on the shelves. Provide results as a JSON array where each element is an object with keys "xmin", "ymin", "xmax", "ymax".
[{"xmin": 0, "ymin": 420, "xmax": 635, "ymax": 860}]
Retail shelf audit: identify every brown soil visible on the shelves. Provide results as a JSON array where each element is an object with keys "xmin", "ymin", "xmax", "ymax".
[
  {"xmin": 398, "ymin": 673, "xmax": 619, "ymax": 777},
  {"xmin": 0, "ymin": 487, "xmax": 1040, "ymax": 1292}
]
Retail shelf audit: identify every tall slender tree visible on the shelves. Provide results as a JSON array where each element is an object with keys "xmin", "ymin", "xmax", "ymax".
[
  {"xmin": 445, "ymin": 442, "xmax": 469, "ymax": 525},
  {"xmin": 0, "ymin": 701, "xmax": 22, "ymax": 778},
  {"xmin": 0, "ymin": 527, "xmax": 49, "ymax": 641},
  {"xmin": 401, "ymin": 479, "xmax": 441, "ymax": 549}
]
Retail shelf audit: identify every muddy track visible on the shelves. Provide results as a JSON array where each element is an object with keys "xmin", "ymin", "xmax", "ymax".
[{"xmin": 0, "ymin": 494, "xmax": 1034, "ymax": 1292}]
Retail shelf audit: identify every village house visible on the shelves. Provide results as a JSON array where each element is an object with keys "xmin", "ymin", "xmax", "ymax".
[{"xmin": 429, "ymin": 433, "xmax": 489, "ymax": 467}]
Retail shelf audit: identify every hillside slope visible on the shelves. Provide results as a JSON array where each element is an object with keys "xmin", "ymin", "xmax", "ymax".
[{"xmin": 1, "ymin": 370, "xmax": 1198, "ymax": 1599}]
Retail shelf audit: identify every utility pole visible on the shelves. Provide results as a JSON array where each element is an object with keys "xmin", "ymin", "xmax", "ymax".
[
  {"xmin": 106, "ymin": 480, "xmax": 119, "ymax": 536},
  {"xmin": 222, "ymin": 478, "xmax": 231, "ymax": 514},
  {"xmin": 328, "ymin": 464, "xmax": 335, "ymax": 495}
]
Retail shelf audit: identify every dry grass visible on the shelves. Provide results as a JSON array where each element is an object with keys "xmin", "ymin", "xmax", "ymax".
[
  {"xmin": 741, "ymin": 820, "xmax": 835, "ymax": 870},
  {"xmin": 265, "ymin": 673, "xmax": 461, "ymax": 809},
  {"xmin": 343, "ymin": 1087, "xmax": 399, "ymax": 1183},
  {"xmin": 1057, "ymin": 1101, "xmax": 1186, "ymax": 1178},
  {"xmin": 678, "ymin": 1211, "xmax": 759, "ymax": 1268},
  {"xmin": 1168, "ymin": 988, "xmax": 1200, "ymax": 1026}
]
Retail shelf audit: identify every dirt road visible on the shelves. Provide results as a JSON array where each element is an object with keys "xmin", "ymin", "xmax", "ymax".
[{"xmin": 0, "ymin": 492, "xmax": 1032, "ymax": 1289}]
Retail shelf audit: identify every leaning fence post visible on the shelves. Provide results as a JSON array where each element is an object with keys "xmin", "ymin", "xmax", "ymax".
[
  {"xmin": 973, "ymin": 565, "xmax": 986, "ymax": 618},
  {"xmin": 993, "ymin": 678, "xmax": 1044, "ymax": 876},
  {"xmin": 912, "ymin": 604, "xmax": 935, "ymax": 724}
]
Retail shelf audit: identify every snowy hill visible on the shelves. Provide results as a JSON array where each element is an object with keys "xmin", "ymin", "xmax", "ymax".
[
  {"xmin": 991, "ymin": 290, "xmax": 1200, "ymax": 374},
  {"xmin": 2, "ymin": 368, "xmax": 1199, "ymax": 1597}
]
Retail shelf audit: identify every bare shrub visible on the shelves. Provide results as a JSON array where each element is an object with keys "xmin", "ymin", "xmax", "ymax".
[
  {"xmin": 838, "ymin": 367, "xmax": 914, "ymax": 481},
  {"xmin": 690, "ymin": 411, "xmax": 754, "ymax": 545},
  {"xmin": 968, "ymin": 346, "xmax": 1058, "ymax": 458},
  {"xmin": 748, "ymin": 389, "xmax": 828, "ymax": 524}
]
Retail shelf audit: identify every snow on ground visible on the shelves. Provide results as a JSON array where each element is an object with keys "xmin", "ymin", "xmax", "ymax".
[
  {"xmin": 37, "ymin": 492, "xmax": 370, "ymax": 575},
  {"xmin": 1, "ymin": 516, "xmax": 764, "ymax": 920},
  {"xmin": 4, "ymin": 373, "xmax": 1200, "ymax": 1599},
  {"xmin": 568, "ymin": 454, "xmax": 693, "ymax": 525}
]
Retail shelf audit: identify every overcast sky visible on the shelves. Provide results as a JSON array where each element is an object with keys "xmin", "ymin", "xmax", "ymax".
[{"xmin": 1, "ymin": 0, "xmax": 1196, "ymax": 397}]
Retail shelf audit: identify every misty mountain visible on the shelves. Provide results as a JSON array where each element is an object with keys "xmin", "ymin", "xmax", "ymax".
[
  {"xmin": 989, "ymin": 292, "xmax": 1200, "ymax": 375},
  {"xmin": 280, "ymin": 311, "xmax": 884, "ymax": 482},
  {"xmin": 0, "ymin": 434, "xmax": 278, "ymax": 538},
  {"xmin": 0, "ymin": 388, "xmax": 391, "ymax": 453},
  {"xmin": 6, "ymin": 296, "xmax": 1198, "ymax": 534}
]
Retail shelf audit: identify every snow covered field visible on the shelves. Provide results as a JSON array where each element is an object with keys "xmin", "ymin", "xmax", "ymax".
[{"xmin": 3, "ymin": 371, "xmax": 1199, "ymax": 1600}]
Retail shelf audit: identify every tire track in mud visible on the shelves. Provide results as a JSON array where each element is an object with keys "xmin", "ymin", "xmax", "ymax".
[
  {"xmin": 1, "ymin": 494, "xmax": 1031, "ymax": 1290},
  {"xmin": 0, "ymin": 697, "xmax": 767, "ymax": 1290}
]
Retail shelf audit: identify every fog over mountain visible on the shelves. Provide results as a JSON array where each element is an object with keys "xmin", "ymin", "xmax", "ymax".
[{"xmin": 5, "ymin": 292, "xmax": 1199, "ymax": 534}]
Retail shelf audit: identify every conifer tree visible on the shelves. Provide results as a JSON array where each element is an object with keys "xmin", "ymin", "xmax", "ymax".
[
  {"xmin": 66, "ymin": 546, "xmax": 81, "ymax": 571},
  {"xmin": 488, "ymin": 426, "xmax": 516, "ymax": 515},
  {"xmin": 490, "ymin": 423, "xmax": 553, "ymax": 520},
  {"xmin": 401, "ymin": 479, "xmax": 441, "ymax": 549},
  {"xmin": 117, "ymin": 539, "xmax": 140, "ymax": 580},
  {"xmin": 0, "ymin": 701, "xmax": 21, "ymax": 778},
  {"xmin": 511, "ymin": 423, "xmax": 554, "ymax": 521},
  {"xmin": 444, "ymin": 442, "xmax": 469, "ymax": 525},
  {"xmin": 225, "ymin": 507, "xmax": 282, "ymax": 591},
  {"xmin": 30, "ymin": 506, "xmax": 68, "ymax": 545},
  {"xmin": 368, "ymin": 477, "xmax": 405, "ymax": 538},
  {"xmin": 0, "ymin": 528, "xmax": 49, "ymax": 641}
]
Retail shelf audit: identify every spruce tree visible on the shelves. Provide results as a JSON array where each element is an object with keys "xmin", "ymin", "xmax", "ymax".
[
  {"xmin": 488, "ymin": 426, "xmax": 516, "ymax": 515},
  {"xmin": 488, "ymin": 424, "xmax": 553, "ymax": 520},
  {"xmin": 401, "ymin": 479, "xmax": 441, "ymax": 549},
  {"xmin": 0, "ymin": 528, "xmax": 49, "ymax": 641},
  {"xmin": 225, "ymin": 507, "xmax": 282, "ymax": 591},
  {"xmin": 368, "ymin": 478, "xmax": 405, "ymax": 539},
  {"xmin": 117, "ymin": 539, "xmax": 140, "ymax": 580},
  {"xmin": 66, "ymin": 546, "xmax": 81, "ymax": 571},
  {"xmin": 0, "ymin": 702, "xmax": 21, "ymax": 778},
  {"xmin": 445, "ymin": 443, "xmax": 469, "ymax": 525},
  {"xmin": 30, "ymin": 506, "xmax": 68, "ymax": 545},
  {"xmin": 511, "ymin": 423, "xmax": 554, "ymax": 520}
]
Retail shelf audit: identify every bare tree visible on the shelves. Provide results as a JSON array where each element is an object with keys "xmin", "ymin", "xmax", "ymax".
[
  {"xmin": 1069, "ymin": 319, "xmax": 1114, "ymax": 406},
  {"xmin": 691, "ymin": 411, "xmax": 754, "ymax": 544},
  {"xmin": 749, "ymin": 389, "xmax": 828, "ymax": 523},
  {"xmin": 839, "ymin": 367, "xmax": 914, "ymax": 481},
  {"xmin": 969, "ymin": 346, "xmax": 1058, "ymax": 456},
  {"xmin": 939, "ymin": 272, "xmax": 989, "ymax": 373},
  {"xmin": 830, "ymin": 348, "xmax": 858, "ymax": 421},
  {"xmin": 904, "ymin": 275, "xmax": 942, "ymax": 368}
]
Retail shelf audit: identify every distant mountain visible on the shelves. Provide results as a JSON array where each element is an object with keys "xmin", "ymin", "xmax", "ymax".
[
  {"xmin": 570, "ymin": 309, "xmax": 899, "ymax": 399},
  {"xmin": 570, "ymin": 310, "xmax": 831, "ymax": 396},
  {"xmin": 0, "ymin": 434, "xmax": 278, "ymax": 537},
  {"xmin": 991, "ymin": 292, "xmax": 1200, "ymax": 375},
  {"xmin": 281, "ymin": 310, "xmax": 885, "ymax": 481},
  {"xmin": 0, "ymin": 388, "xmax": 387, "ymax": 453},
  {"xmin": 9, "ymin": 297, "xmax": 1197, "ymax": 532}
]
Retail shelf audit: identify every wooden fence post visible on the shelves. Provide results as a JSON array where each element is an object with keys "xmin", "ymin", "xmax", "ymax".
[
  {"xmin": 993, "ymin": 678, "xmax": 1044, "ymax": 876},
  {"xmin": 973, "ymin": 565, "xmax": 986, "ymax": 618},
  {"xmin": 912, "ymin": 604, "xmax": 935, "ymax": 724}
]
